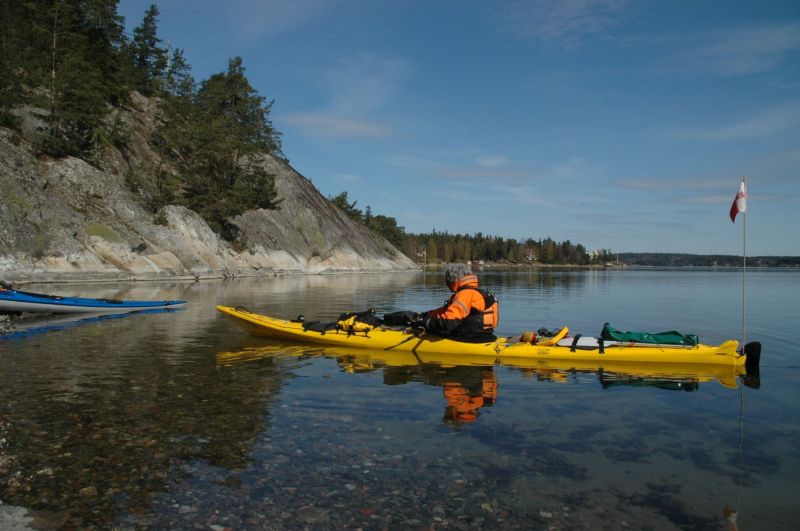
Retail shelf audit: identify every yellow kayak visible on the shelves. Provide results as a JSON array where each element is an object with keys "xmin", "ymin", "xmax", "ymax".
[{"xmin": 216, "ymin": 305, "xmax": 755, "ymax": 367}]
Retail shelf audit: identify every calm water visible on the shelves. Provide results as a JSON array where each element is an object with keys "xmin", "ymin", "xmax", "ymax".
[{"xmin": 1, "ymin": 269, "xmax": 799, "ymax": 530}]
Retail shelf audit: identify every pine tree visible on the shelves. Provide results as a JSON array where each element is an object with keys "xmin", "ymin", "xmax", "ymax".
[
  {"xmin": 0, "ymin": 1, "xmax": 34, "ymax": 124},
  {"xmin": 426, "ymin": 240, "xmax": 438, "ymax": 264},
  {"xmin": 130, "ymin": 4, "xmax": 167, "ymax": 95},
  {"xmin": 160, "ymin": 57, "xmax": 283, "ymax": 231},
  {"xmin": 165, "ymin": 48, "xmax": 194, "ymax": 98},
  {"xmin": 366, "ymin": 213, "xmax": 405, "ymax": 248},
  {"xmin": 38, "ymin": 0, "xmax": 126, "ymax": 157},
  {"xmin": 329, "ymin": 191, "xmax": 363, "ymax": 222},
  {"xmin": 83, "ymin": 0, "xmax": 127, "ymax": 105}
]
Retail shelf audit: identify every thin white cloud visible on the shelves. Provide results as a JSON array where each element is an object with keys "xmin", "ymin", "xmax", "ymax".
[
  {"xmin": 287, "ymin": 53, "xmax": 410, "ymax": 138},
  {"xmin": 325, "ymin": 54, "xmax": 411, "ymax": 114},
  {"xmin": 576, "ymin": 210, "xmax": 697, "ymax": 231},
  {"xmin": 401, "ymin": 208, "xmax": 432, "ymax": 224},
  {"xmin": 685, "ymin": 23, "xmax": 800, "ymax": 77},
  {"xmin": 502, "ymin": 185, "xmax": 552, "ymax": 206},
  {"xmin": 436, "ymin": 184, "xmax": 549, "ymax": 206},
  {"xmin": 435, "ymin": 167, "xmax": 531, "ymax": 181},
  {"xmin": 475, "ymin": 155, "xmax": 510, "ymax": 167},
  {"xmin": 678, "ymin": 194, "xmax": 731, "ymax": 205},
  {"xmin": 388, "ymin": 152, "xmax": 529, "ymax": 182},
  {"xmin": 387, "ymin": 154, "xmax": 443, "ymax": 172},
  {"xmin": 493, "ymin": 0, "xmax": 629, "ymax": 48},
  {"xmin": 617, "ymin": 177, "xmax": 733, "ymax": 190},
  {"xmin": 553, "ymin": 157, "xmax": 599, "ymax": 179},
  {"xmin": 679, "ymin": 192, "xmax": 788, "ymax": 204},
  {"xmin": 283, "ymin": 112, "xmax": 389, "ymax": 138},
  {"xmin": 672, "ymin": 102, "xmax": 800, "ymax": 141},
  {"xmin": 333, "ymin": 173, "xmax": 362, "ymax": 183},
  {"xmin": 226, "ymin": 0, "xmax": 336, "ymax": 38}
]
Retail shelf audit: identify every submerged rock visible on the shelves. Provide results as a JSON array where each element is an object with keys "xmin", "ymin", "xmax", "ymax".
[{"xmin": 0, "ymin": 504, "xmax": 34, "ymax": 531}]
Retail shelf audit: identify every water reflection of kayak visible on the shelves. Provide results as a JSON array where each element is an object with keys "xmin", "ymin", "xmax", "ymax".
[
  {"xmin": 0, "ymin": 307, "xmax": 184, "ymax": 341},
  {"xmin": 216, "ymin": 342, "xmax": 751, "ymax": 390},
  {"xmin": 216, "ymin": 305, "xmax": 761, "ymax": 369}
]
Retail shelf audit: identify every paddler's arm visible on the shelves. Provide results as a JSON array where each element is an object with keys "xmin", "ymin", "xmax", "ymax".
[{"xmin": 422, "ymin": 295, "xmax": 470, "ymax": 335}]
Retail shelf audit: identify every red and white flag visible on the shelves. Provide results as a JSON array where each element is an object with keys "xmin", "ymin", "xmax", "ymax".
[{"xmin": 729, "ymin": 180, "xmax": 747, "ymax": 223}]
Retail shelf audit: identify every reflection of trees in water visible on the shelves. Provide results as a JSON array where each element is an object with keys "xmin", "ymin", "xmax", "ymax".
[
  {"xmin": 178, "ymin": 271, "xmax": 595, "ymax": 331},
  {"xmin": 235, "ymin": 270, "xmax": 594, "ymax": 322},
  {"xmin": 480, "ymin": 270, "xmax": 590, "ymax": 290},
  {"xmin": 211, "ymin": 273, "xmax": 425, "ymax": 322},
  {"xmin": 0, "ymin": 333, "xmax": 285, "ymax": 528}
]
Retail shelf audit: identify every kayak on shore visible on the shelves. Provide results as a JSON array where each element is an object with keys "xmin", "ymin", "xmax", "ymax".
[
  {"xmin": 0, "ymin": 287, "xmax": 186, "ymax": 314},
  {"xmin": 216, "ymin": 305, "xmax": 761, "ymax": 369}
]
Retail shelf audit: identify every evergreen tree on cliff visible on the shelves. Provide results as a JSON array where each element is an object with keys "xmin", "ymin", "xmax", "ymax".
[
  {"xmin": 128, "ymin": 4, "xmax": 167, "ymax": 96},
  {"xmin": 165, "ymin": 48, "xmax": 194, "ymax": 98},
  {"xmin": 0, "ymin": 1, "xmax": 38, "ymax": 123},
  {"xmin": 160, "ymin": 56, "xmax": 283, "ymax": 233},
  {"xmin": 0, "ymin": 0, "xmax": 126, "ymax": 156}
]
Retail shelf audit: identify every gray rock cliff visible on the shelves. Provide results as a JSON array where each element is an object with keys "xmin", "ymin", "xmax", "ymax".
[{"xmin": 0, "ymin": 94, "xmax": 418, "ymax": 283}]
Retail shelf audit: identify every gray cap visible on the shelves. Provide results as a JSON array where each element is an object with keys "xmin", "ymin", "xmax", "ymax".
[{"xmin": 444, "ymin": 263, "xmax": 472, "ymax": 284}]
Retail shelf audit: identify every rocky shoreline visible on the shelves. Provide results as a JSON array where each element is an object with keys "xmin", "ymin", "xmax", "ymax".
[{"xmin": 1, "ymin": 97, "xmax": 418, "ymax": 287}]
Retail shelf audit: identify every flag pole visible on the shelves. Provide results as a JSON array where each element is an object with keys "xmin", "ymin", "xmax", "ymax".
[{"xmin": 741, "ymin": 176, "xmax": 746, "ymax": 349}]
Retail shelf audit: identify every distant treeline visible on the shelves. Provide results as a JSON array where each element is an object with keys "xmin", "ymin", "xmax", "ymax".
[
  {"xmin": 330, "ymin": 192, "xmax": 800, "ymax": 267},
  {"xmin": 329, "ymin": 192, "xmax": 597, "ymax": 265},
  {"xmin": 619, "ymin": 253, "xmax": 800, "ymax": 267}
]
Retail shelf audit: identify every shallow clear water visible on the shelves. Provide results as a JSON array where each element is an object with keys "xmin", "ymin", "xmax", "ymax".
[{"xmin": 1, "ymin": 269, "xmax": 798, "ymax": 529}]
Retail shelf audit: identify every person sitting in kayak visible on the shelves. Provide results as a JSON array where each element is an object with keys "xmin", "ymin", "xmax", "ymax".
[{"xmin": 420, "ymin": 263, "xmax": 499, "ymax": 342}]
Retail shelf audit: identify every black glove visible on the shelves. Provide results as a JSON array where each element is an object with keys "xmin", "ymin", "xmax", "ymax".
[
  {"xmin": 383, "ymin": 310, "xmax": 421, "ymax": 327},
  {"xmin": 402, "ymin": 315, "xmax": 426, "ymax": 334}
]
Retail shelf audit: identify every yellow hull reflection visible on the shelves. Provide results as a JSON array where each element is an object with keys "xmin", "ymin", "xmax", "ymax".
[{"xmin": 216, "ymin": 341, "xmax": 746, "ymax": 389}]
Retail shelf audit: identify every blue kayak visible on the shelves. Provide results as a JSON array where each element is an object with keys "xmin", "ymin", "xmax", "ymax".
[{"xmin": 0, "ymin": 288, "xmax": 186, "ymax": 314}]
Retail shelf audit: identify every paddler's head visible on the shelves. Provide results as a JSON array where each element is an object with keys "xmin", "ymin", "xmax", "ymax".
[{"xmin": 444, "ymin": 263, "xmax": 477, "ymax": 292}]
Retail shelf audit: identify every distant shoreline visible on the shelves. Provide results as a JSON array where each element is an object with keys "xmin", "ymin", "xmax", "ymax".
[
  {"xmin": 418, "ymin": 261, "xmax": 800, "ymax": 270},
  {"xmin": 4, "ymin": 259, "xmax": 799, "ymax": 288}
]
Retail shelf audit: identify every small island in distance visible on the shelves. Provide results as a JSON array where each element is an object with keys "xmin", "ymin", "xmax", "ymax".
[{"xmin": 613, "ymin": 253, "xmax": 799, "ymax": 268}]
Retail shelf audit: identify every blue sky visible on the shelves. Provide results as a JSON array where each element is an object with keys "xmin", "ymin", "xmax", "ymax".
[{"xmin": 118, "ymin": 0, "xmax": 800, "ymax": 255}]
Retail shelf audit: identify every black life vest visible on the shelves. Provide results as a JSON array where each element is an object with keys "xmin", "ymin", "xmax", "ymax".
[{"xmin": 454, "ymin": 287, "xmax": 499, "ymax": 333}]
